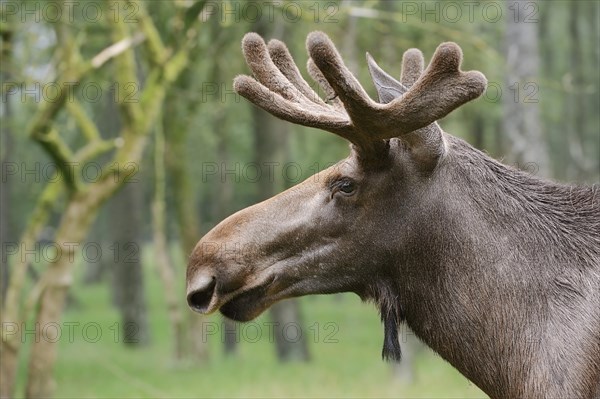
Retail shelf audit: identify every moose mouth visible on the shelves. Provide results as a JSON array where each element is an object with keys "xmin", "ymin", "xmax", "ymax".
[
  {"xmin": 219, "ymin": 282, "xmax": 273, "ymax": 322},
  {"xmin": 186, "ymin": 273, "xmax": 280, "ymax": 322}
]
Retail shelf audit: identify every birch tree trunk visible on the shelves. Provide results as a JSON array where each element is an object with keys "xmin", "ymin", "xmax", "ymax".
[{"xmin": 503, "ymin": 0, "xmax": 550, "ymax": 177}]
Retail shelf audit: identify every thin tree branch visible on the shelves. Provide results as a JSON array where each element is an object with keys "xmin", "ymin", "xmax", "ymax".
[
  {"xmin": 109, "ymin": 11, "xmax": 143, "ymax": 129},
  {"xmin": 66, "ymin": 101, "xmax": 101, "ymax": 141},
  {"xmin": 128, "ymin": 0, "xmax": 168, "ymax": 65},
  {"xmin": 73, "ymin": 140, "xmax": 116, "ymax": 164},
  {"xmin": 29, "ymin": 32, "xmax": 145, "ymax": 193},
  {"xmin": 31, "ymin": 127, "xmax": 80, "ymax": 192},
  {"xmin": 90, "ymin": 32, "xmax": 146, "ymax": 69}
]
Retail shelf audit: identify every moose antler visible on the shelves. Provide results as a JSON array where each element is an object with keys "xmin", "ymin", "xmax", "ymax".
[
  {"xmin": 367, "ymin": 46, "xmax": 451, "ymax": 165},
  {"xmin": 234, "ymin": 31, "xmax": 486, "ymax": 163}
]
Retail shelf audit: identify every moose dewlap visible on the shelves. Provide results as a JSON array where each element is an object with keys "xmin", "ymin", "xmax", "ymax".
[{"xmin": 186, "ymin": 31, "xmax": 600, "ymax": 398}]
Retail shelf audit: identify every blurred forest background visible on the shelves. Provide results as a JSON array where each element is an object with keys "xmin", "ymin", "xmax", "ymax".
[{"xmin": 0, "ymin": 0, "xmax": 598, "ymax": 398}]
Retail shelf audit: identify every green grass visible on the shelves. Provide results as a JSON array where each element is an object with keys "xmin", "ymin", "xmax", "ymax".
[{"xmin": 13, "ymin": 254, "xmax": 487, "ymax": 398}]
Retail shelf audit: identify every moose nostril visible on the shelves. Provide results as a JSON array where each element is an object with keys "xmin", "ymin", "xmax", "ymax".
[{"xmin": 187, "ymin": 277, "xmax": 217, "ymax": 313}]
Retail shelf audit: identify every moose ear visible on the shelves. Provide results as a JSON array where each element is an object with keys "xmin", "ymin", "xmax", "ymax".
[{"xmin": 366, "ymin": 53, "xmax": 408, "ymax": 104}]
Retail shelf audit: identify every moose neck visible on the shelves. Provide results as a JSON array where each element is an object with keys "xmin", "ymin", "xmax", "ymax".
[{"xmin": 380, "ymin": 135, "xmax": 599, "ymax": 398}]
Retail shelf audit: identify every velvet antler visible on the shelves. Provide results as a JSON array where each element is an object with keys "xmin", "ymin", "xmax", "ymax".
[
  {"xmin": 234, "ymin": 31, "xmax": 487, "ymax": 163},
  {"xmin": 367, "ymin": 47, "xmax": 450, "ymax": 165}
]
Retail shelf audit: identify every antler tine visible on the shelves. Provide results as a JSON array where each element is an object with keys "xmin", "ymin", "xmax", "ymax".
[
  {"xmin": 307, "ymin": 31, "xmax": 378, "ymax": 117},
  {"xmin": 266, "ymin": 39, "xmax": 327, "ymax": 107},
  {"xmin": 305, "ymin": 50, "xmax": 386, "ymax": 155},
  {"xmin": 307, "ymin": 58, "xmax": 344, "ymax": 111},
  {"xmin": 400, "ymin": 49, "xmax": 424, "ymax": 88},
  {"xmin": 381, "ymin": 42, "xmax": 487, "ymax": 136},
  {"xmin": 233, "ymin": 75, "xmax": 350, "ymax": 134},
  {"xmin": 397, "ymin": 48, "xmax": 447, "ymax": 165},
  {"xmin": 234, "ymin": 33, "xmax": 353, "ymax": 138},
  {"xmin": 241, "ymin": 33, "xmax": 306, "ymax": 104}
]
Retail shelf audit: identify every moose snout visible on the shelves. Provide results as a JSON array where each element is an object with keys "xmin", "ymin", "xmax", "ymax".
[
  {"xmin": 186, "ymin": 274, "xmax": 217, "ymax": 314},
  {"xmin": 186, "ymin": 235, "xmax": 226, "ymax": 313},
  {"xmin": 185, "ymin": 211, "xmax": 259, "ymax": 314}
]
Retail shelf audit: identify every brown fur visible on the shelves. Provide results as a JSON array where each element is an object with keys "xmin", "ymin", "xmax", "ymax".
[{"xmin": 187, "ymin": 32, "xmax": 600, "ymax": 398}]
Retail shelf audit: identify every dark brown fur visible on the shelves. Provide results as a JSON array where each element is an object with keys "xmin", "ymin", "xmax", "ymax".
[
  {"xmin": 186, "ymin": 32, "xmax": 600, "ymax": 398},
  {"xmin": 369, "ymin": 136, "xmax": 600, "ymax": 397}
]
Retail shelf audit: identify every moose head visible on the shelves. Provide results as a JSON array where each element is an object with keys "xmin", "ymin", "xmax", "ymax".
[
  {"xmin": 187, "ymin": 30, "xmax": 486, "ymax": 341},
  {"xmin": 187, "ymin": 32, "xmax": 600, "ymax": 398}
]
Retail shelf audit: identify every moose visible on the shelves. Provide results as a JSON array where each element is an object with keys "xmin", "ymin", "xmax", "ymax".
[{"xmin": 186, "ymin": 31, "xmax": 600, "ymax": 398}]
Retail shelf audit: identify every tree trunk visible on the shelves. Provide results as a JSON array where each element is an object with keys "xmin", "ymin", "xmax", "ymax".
[
  {"xmin": 165, "ymin": 131, "xmax": 209, "ymax": 362},
  {"xmin": 1, "ymin": 30, "xmax": 13, "ymax": 302},
  {"xmin": 392, "ymin": 327, "xmax": 424, "ymax": 384},
  {"xmin": 24, "ymin": 140, "xmax": 157, "ymax": 397},
  {"xmin": 270, "ymin": 300, "xmax": 310, "ymax": 362},
  {"xmin": 1, "ymin": 181, "xmax": 62, "ymax": 399},
  {"xmin": 109, "ymin": 182, "xmax": 150, "ymax": 346},
  {"xmin": 503, "ymin": 0, "xmax": 550, "ymax": 178},
  {"xmin": 100, "ymin": 73, "xmax": 149, "ymax": 347},
  {"xmin": 566, "ymin": 1, "xmax": 597, "ymax": 181},
  {"xmin": 1, "ymin": 30, "xmax": 17, "ymax": 391},
  {"xmin": 83, "ymin": 89, "xmax": 121, "ymax": 285},
  {"xmin": 25, "ymin": 184, "xmax": 120, "ymax": 397},
  {"xmin": 164, "ymin": 75, "xmax": 210, "ymax": 364},
  {"xmin": 537, "ymin": 1, "xmax": 564, "ymax": 179},
  {"xmin": 164, "ymin": 114, "xmax": 202, "ymax": 256},
  {"xmin": 152, "ymin": 111, "xmax": 185, "ymax": 360}
]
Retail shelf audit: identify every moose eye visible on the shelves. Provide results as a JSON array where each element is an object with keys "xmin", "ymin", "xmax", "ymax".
[
  {"xmin": 340, "ymin": 180, "xmax": 355, "ymax": 193},
  {"xmin": 331, "ymin": 178, "xmax": 356, "ymax": 198}
]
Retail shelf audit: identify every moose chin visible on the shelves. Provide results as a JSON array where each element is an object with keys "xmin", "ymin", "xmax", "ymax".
[{"xmin": 186, "ymin": 31, "xmax": 600, "ymax": 399}]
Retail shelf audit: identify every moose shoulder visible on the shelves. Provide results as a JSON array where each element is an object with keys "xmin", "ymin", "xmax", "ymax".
[{"xmin": 186, "ymin": 31, "xmax": 600, "ymax": 398}]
